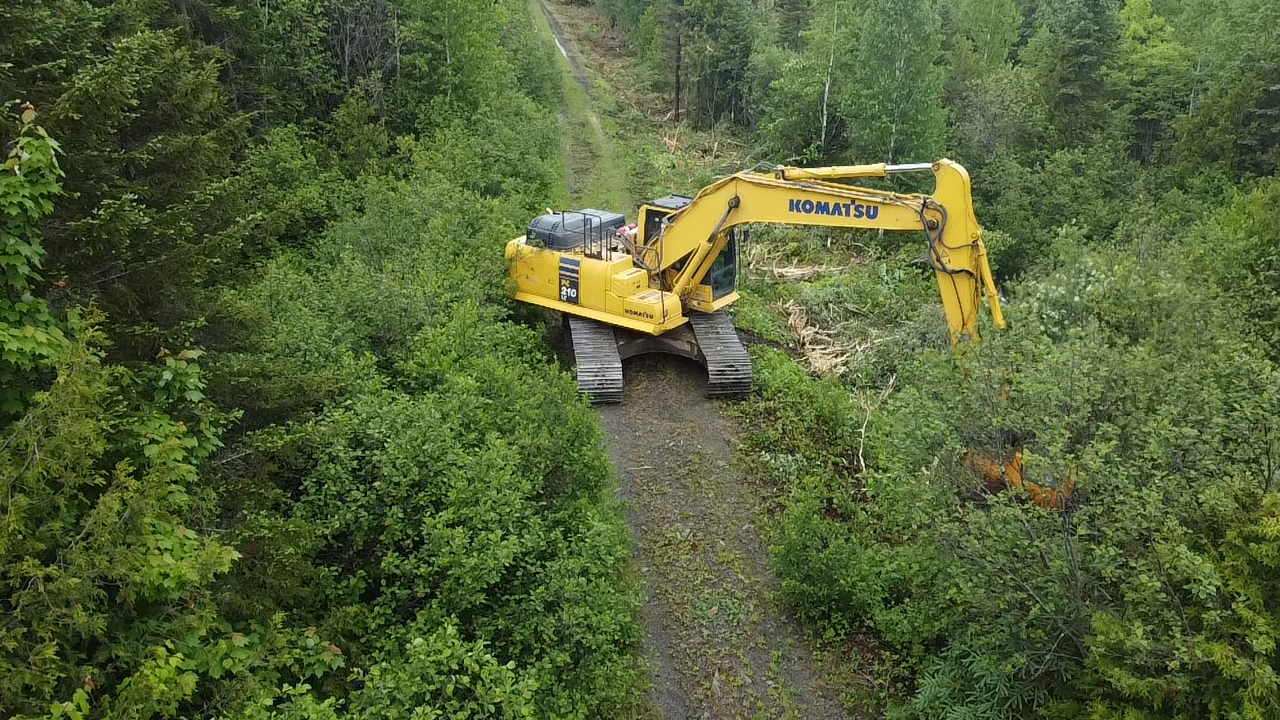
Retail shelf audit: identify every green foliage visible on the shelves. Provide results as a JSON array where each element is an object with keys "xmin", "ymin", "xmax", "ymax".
[
  {"xmin": 1186, "ymin": 175, "xmax": 1280, "ymax": 353},
  {"xmin": 946, "ymin": 0, "xmax": 1021, "ymax": 70},
  {"xmin": 633, "ymin": 2, "xmax": 680, "ymax": 94},
  {"xmin": 3, "ymin": 0, "xmax": 644, "ymax": 716},
  {"xmin": 737, "ymin": 347, "xmax": 861, "ymax": 483},
  {"xmin": 755, "ymin": 1, "xmax": 861, "ymax": 161},
  {"xmin": 0, "ymin": 318, "xmax": 347, "ymax": 719},
  {"xmin": 1177, "ymin": 44, "xmax": 1280, "ymax": 180},
  {"xmin": 977, "ymin": 142, "xmax": 1141, "ymax": 278},
  {"xmin": 840, "ymin": 0, "xmax": 946, "ymax": 162},
  {"xmin": 1167, "ymin": 0, "xmax": 1280, "ymax": 181},
  {"xmin": 1110, "ymin": 0, "xmax": 1196, "ymax": 164},
  {"xmin": 348, "ymin": 624, "xmax": 536, "ymax": 719},
  {"xmin": 776, "ymin": 0, "xmax": 813, "ymax": 50},
  {"xmin": 949, "ymin": 65, "xmax": 1052, "ymax": 169},
  {"xmin": 745, "ymin": 246, "xmax": 1280, "ymax": 718},
  {"xmin": 603, "ymin": 0, "xmax": 1280, "ymax": 192},
  {"xmin": 502, "ymin": 6, "xmax": 564, "ymax": 109},
  {"xmin": 201, "ymin": 77, "xmax": 639, "ymax": 711},
  {"xmin": 0, "ymin": 108, "xmax": 69, "ymax": 415},
  {"xmin": 599, "ymin": 0, "xmax": 1280, "ymax": 716},
  {"xmin": 756, "ymin": 46, "xmax": 831, "ymax": 161},
  {"xmin": 24, "ymin": 20, "xmax": 247, "ymax": 347},
  {"xmin": 597, "ymin": 0, "xmax": 657, "ymax": 31},
  {"xmin": 678, "ymin": 0, "xmax": 761, "ymax": 126},
  {"xmin": 0, "ymin": 118, "xmax": 348, "ymax": 719},
  {"xmin": 1023, "ymin": 0, "xmax": 1124, "ymax": 146},
  {"xmin": 756, "ymin": 0, "xmax": 947, "ymax": 162}
]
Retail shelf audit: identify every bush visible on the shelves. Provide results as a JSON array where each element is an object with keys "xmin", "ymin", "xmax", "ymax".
[
  {"xmin": 744, "ymin": 247, "xmax": 1280, "ymax": 718},
  {"xmin": 206, "ymin": 145, "xmax": 642, "ymax": 717},
  {"xmin": 2, "ymin": 1, "xmax": 646, "ymax": 714}
]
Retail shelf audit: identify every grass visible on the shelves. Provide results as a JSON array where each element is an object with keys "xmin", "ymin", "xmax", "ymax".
[
  {"xmin": 539, "ymin": 1, "xmax": 756, "ymax": 201},
  {"xmin": 528, "ymin": 0, "xmax": 631, "ymax": 212}
]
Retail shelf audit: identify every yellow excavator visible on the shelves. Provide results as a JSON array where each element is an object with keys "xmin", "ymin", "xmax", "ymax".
[
  {"xmin": 506, "ymin": 159, "xmax": 1005, "ymax": 401},
  {"xmin": 505, "ymin": 158, "xmax": 1075, "ymax": 507}
]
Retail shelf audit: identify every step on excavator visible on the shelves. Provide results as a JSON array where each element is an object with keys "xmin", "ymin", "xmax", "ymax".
[{"xmin": 505, "ymin": 159, "xmax": 1005, "ymax": 401}]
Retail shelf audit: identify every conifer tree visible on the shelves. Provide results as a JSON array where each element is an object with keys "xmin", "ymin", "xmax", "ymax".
[
  {"xmin": 777, "ymin": 0, "xmax": 813, "ymax": 50},
  {"xmin": 1023, "ymin": 0, "xmax": 1123, "ymax": 146}
]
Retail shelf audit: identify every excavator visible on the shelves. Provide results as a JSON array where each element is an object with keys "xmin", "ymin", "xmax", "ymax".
[
  {"xmin": 505, "ymin": 159, "xmax": 1075, "ymax": 507},
  {"xmin": 505, "ymin": 159, "xmax": 1005, "ymax": 401}
]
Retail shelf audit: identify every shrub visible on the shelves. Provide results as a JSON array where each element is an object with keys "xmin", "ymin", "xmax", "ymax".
[{"xmin": 746, "ymin": 247, "xmax": 1280, "ymax": 718}]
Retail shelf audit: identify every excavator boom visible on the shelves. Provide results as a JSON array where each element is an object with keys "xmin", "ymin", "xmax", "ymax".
[{"xmin": 653, "ymin": 160, "xmax": 1004, "ymax": 340}]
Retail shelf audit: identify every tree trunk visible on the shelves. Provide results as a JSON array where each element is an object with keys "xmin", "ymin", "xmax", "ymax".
[
  {"xmin": 674, "ymin": 27, "xmax": 683, "ymax": 118},
  {"xmin": 820, "ymin": 3, "xmax": 839, "ymax": 156}
]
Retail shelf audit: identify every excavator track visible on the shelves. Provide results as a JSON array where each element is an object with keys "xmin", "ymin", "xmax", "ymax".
[
  {"xmin": 567, "ymin": 317, "xmax": 624, "ymax": 403},
  {"xmin": 689, "ymin": 311, "xmax": 753, "ymax": 398}
]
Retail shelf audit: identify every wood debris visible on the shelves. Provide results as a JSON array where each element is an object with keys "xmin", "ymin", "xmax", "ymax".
[
  {"xmin": 782, "ymin": 300, "xmax": 864, "ymax": 375},
  {"xmin": 744, "ymin": 243, "xmax": 850, "ymax": 280},
  {"xmin": 770, "ymin": 263, "xmax": 850, "ymax": 280}
]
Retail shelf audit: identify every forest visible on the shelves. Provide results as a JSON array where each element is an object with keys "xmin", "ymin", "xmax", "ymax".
[
  {"xmin": 2, "ymin": 0, "xmax": 1279, "ymax": 718},
  {"xmin": 588, "ymin": 0, "xmax": 1280, "ymax": 716}
]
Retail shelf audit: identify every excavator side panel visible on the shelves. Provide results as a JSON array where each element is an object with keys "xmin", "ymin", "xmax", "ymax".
[{"xmin": 506, "ymin": 237, "xmax": 686, "ymax": 334}]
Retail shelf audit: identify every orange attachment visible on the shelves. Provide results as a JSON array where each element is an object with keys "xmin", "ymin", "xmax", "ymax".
[{"xmin": 967, "ymin": 450, "xmax": 1075, "ymax": 509}]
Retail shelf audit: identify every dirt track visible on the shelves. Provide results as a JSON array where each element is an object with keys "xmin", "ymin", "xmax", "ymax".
[
  {"xmin": 598, "ymin": 357, "xmax": 848, "ymax": 720},
  {"xmin": 538, "ymin": 0, "xmax": 589, "ymax": 89},
  {"xmin": 534, "ymin": 1, "xmax": 850, "ymax": 715}
]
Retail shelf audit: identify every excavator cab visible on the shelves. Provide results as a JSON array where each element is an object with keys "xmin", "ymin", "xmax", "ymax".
[
  {"xmin": 639, "ymin": 195, "xmax": 742, "ymax": 303},
  {"xmin": 639, "ymin": 195, "xmax": 692, "ymax": 247},
  {"xmin": 706, "ymin": 229, "xmax": 740, "ymax": 300}
]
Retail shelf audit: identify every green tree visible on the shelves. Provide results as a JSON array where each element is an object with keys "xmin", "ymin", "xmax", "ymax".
[
  {"xmin": 598, "ymin": 0, "xmax": 657, "ymax": 29},
  {"xmin": 777, "ymin": 0, "xmax": 813, "ymax": 50},
  {"xmin": 755, "ymin": 245, "xmax": 1280, "ymax": 717},
  {"xmin": 0, "ymin": 113, "xmax": 348, "ymax": 720},
  {"xmin": 1187, "ymin": 177, "xmax": 1280, "ymax": 353},
  {"xmin": 841, "ymin": 0, "xmax": 946, "ymax": 161},
  {"xmin": 1173, "ymin": 0, "xmax": 1280, "ymax": 180},
  {"xmin": 950, "ymin": 0, "xmax": 1021, "ymax": 69},
  {"xmin": 1023, "ymin": 0, "xmax": 1123, "ymax": 146},
  {"xmin": 632, "ymin": 1, "xmax": 681, "ymax": 95},
  {"xmin": 1110, "ymin": 0, "xmax": 1195, "ymax": 164},
  {"xmin": 3, "ymin": 1, "xmax": 647, "ymax": 717},
  {"xmin": 949, "ymin": 65, "xmax": 1052, "ymax": 169},
  {"xmin": 0, "ymin": 0, "xmax": 249, "ymax": 356},
  {"xmin": 939, "ymin": 0, "xmax": 1022, "ymax": 109},
  {"xmin": 679, "ymin": 0, "xmax": 760, "ymax": 125},
  {"xmin": 758, "ymin": 1, "xmax": 864, "ymax": 160}
]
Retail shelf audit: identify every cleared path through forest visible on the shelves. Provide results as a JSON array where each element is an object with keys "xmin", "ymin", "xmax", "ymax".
[
  {"xmin": 599, "ymin": 358, "xmax": 849, "ymax": 719},
  {"xmin": 531, "ymin": 0, "xmax": 627, "ymax": 212},
  {"xmin": 534, "ymin": 2, "xmax": 850, "ymax": 717}
]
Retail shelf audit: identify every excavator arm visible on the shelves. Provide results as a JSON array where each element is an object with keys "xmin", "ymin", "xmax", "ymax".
[{"xmin": 648, "ymin": 159, "xmax": 1005, "ymax": 340}]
